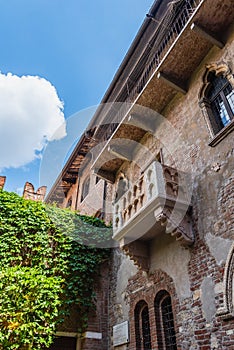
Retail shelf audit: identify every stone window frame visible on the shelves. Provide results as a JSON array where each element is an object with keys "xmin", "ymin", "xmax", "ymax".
[
  {"xmin": 217, "ymin": 242, "xmax": 234, "ymax": 319},
  {"xmin": 134, "ymin": 300, "xmax": 152, "ymax": 350},
  {"xmin": 154, "ymin": 290, "xmax": 177, "ymax": 350},
  {"xmin": 199, "ymin": 63, "xmax": 234, "ymax": 147}
]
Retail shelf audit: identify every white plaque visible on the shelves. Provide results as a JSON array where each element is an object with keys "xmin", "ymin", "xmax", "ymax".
[
  {"xmin": 84, "ymin": 331, "xmax": 102, "ymax": 339},
  {"xmin": 113, "ymin": 320, "xmax": 129, "ymax": 347}
]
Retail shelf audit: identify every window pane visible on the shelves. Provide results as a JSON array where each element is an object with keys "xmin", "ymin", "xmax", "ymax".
[
  {"xmin": 206, "ymin": 72, "xmax": 234, "ymax": 134},
  {"xmin": 135, "ymin": 302, "xmax": 152, "ymax": 350},
  {"xmin": 207, "ymin": 73, "xmax": 228, "ymax": 99},
  {"xmin": 224, "ymin": 85, "xmax": 234, "ymax": 115},
  {"xmin": 211, "ymin": 95, "xmax": 231, "ymax": 127},
  {"xmin": 161, "ymin": 296, "xmax": 177, "ymax": 350},
  {"xmin": 155, "ymin": 291, "xmax": 177, "ymax": 350},
  {"xmin": 135, "ymin": 314, "xmax": 142, "ymax": 350},
  {"xmin": 142, "ymin": 306, "xmax": 152, "ymax": 350}
]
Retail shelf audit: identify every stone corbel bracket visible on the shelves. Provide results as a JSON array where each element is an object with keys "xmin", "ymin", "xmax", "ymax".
[
  {"xmin": 120, "ymin": 240, "xmax": 150, "ymax": 272},
  {"xmin": 119, "ymin": 207, "xmax": 194, "ymax": 272},
  {"xmin": 154, "ymin": 207, "xmax": 194, "ymax": 246}
]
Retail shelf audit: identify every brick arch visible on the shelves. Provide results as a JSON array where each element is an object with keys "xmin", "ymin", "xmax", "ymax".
[
  {"xmin": 217, "ymin": 242, "xmax": 234, "ymax": 319},
  {"xmin": 126, "ymin": 269, "xmax": 179, "ymax": 350},
  {"xmin": 127, "ymin": 269, "xmax": 178, "ymax": 308}
]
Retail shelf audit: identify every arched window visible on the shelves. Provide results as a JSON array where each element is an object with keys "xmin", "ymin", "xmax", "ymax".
[
  {"xmin": 134, "ymin": 300, "xmax": 152, "ymax": 350},
  {"xmin": 199, "ymin": 64, "xmax": 234, "ymax": 143},
  {"xmin": 155, "ymin": 291, "xmax": 177, "ymax": 350},
  {"xmin": 81, "ymin": 176, "xmax": 90, "ymax": 202}
]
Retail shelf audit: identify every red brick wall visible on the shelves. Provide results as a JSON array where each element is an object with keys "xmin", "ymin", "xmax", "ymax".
[
  {"xmin": 126, "ymin": 269, "xmax": 180, "ymax": 350},
  {"xmin": 0, "ymin": 176, "xmax": 6, "ymax": 189},
  {"xmin": 82, "ymin": 262, "xmax": 110, "ymax": 350}
]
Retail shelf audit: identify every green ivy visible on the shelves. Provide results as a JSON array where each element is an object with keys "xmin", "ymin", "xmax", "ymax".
[
  {"xmin": 0, "ymin": 267, "xmax": 62, "ymax": 349},
  {"xmin": 0, "ymin": 189, "xmax": 111, "ymax": 349}
]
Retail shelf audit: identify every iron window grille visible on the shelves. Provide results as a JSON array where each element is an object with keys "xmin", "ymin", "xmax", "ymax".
[
  {"xmin": 155, "ymin": 291, "xmax": 177, "ymax": 350},
  {"xmin": 135, "ymin": 301, "xmax": 152, "ymax": 350}
]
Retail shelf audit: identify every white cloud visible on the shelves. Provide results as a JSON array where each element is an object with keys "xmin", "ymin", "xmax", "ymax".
[{"xmin": 0, "ymin": 72, "xmax": 66, "ymax": 169}]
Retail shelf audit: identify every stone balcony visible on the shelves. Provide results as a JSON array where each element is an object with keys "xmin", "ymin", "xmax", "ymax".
[{"xmin": 113, "ymin": 161, "xmax": 194, "ymax": 255}]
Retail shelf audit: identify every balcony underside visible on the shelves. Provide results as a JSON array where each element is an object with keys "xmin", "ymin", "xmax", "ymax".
[
  {"xmin": 93, "ymin": 124, "xmax": 146, "ymax": 182},
  {"xmin": 116, "ymin": 199, "xmax": 193, "ymax": 272},
  {"xmin": 117, "ymin": 197, "xmax": 193, "ymax": 273},
  {"xmin": 114, "ymin": 195, "xmax": 166, "ymax": 243},
  {"xmin": 115, "ymin": 196, "xmax": 193, "ymax": 245}
]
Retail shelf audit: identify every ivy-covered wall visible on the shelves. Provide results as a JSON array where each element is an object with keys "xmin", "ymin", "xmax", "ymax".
[{"xmin": 0, "ymin": 189, "xmax": 111, "ymax": 350}]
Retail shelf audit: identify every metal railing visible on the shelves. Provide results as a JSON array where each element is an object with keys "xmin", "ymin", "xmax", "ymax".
[
  {"xmin": 129, "ymin": 0, "xmax": 201, "ymax": 101},
  {"xmin": 92, "ymin": 0, "xmax": 203, "ymax": 162}
]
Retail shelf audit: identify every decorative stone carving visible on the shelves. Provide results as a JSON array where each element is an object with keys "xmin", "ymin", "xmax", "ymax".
[
  {"xmin": 199, "ymin": 63, "xmax": 233, "ymax": 102},
  {"xmin": 154, "ymin": 207, "xmax": 194, "ymax": 246}
]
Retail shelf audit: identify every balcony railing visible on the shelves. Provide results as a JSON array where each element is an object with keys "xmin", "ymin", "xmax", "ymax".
[
  {"xmin": 113, "ymin": 161, "xmax": 194, "ymax": 246},
  {"xmin": 92, "ymin": 0, "xmax": 203, "ymax": 157}
]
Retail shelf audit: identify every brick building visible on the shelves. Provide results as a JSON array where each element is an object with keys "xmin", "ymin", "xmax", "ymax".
[{"xmin": 46, "ymin": 0, "xmax": 234, "ymax": 349}]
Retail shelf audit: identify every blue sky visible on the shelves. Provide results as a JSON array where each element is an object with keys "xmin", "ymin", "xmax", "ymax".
[{"xmin": 0, "ymin": 0, "xmax": 153, "ymax": 194}]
